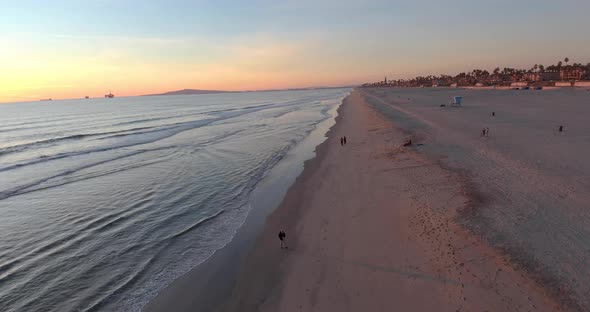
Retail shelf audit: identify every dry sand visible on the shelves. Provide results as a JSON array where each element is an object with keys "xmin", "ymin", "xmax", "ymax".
[
  {"xmin": 224, "ymin": 90, "xmax": 571, "ymax": 312},
  {"xmin": 364, "ymin": 87, "xmax": 590, "ymax": 311}
]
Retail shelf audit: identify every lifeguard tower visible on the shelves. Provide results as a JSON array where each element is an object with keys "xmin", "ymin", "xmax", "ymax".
[{"xmin": 450, "ymin": 96, "xmax": 462, "ymax": 106}]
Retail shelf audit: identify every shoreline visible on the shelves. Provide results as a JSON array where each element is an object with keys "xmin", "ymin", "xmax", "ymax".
[
  {"xmin": 223, "ymin": 90, "xmax": 567, "ymax": 311},
  {"xmin": 143, "ymin": 94, "xmax": 347, "ymax": 312},
  {"xmin": 220, "ymin": 90, "xmax": 350, "ymax": 311}
]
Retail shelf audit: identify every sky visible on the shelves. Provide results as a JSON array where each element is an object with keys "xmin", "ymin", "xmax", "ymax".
[{"xmin": 1, "ymin": 0, "xmax": 590, "ymax": 103}]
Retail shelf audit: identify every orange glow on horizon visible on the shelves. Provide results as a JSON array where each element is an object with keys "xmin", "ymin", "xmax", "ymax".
[{"xmin": 0, "ymin": 34, "xmax": 369, "ymax": 103}]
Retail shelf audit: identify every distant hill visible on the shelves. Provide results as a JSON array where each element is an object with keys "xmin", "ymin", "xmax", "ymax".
[
  {"xmin": 143, "ymin": 89, "xmax": 233, "ymax": 96},
  {"xmin": 143, "ymin": 86, "xmax": 353, "ymax": 97}
]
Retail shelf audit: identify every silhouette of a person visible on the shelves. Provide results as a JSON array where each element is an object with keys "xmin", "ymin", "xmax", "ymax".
[
  {"xmin": 343, "ymin": 136, "xmax": 347, "ymax": 145},
  {"xmin": 559, "ymin": 125, "xmax": 563, "ymax": 132},
  {"xmin": 340, "ymin": 137, "xmax": 344, "ymax": 146},
  {"xmin": 278, "ymin": 231, "xmax": 287, "ymax": 249}
]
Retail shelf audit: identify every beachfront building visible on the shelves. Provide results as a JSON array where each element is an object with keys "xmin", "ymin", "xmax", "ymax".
[
  {"xmin": 524, "ymin": 71, "xmax": 561, "ymax": 82},
  {"xmin": 524, "ymin": 72, "xmax": 540, "ymax": 82},
  {"xmin": 478, "ymin": 76, "xmax": 503, "ymax": 85},
  {"xmin": 541, "ymin": 71, "xmax": 560, "ymax": 81},
  {"xmin": 560, "ymin": 67, "xmax": 587, "ymax": 81}
]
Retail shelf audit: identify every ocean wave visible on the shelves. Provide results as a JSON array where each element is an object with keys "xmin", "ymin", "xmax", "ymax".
[
  {"xmin": 167, "ymin": 210, "xmax": 225, "ymax": 241},
  {"xmin": 0, "ymin": 102, "xmax": 284, "ymax": 169},
  {"xmin": 75, "ymin": 210, "xmax": 225, "ymax": 312},
  {"xmin": 0, "ymin": 147, "xmax": 174, "ymax": 200},
  {"xmin": 0, "ymin": 125, "xmax": 163, "ymax": 157},
  {"xmin": 0, "ymin": 162, "xmax": 163, "ymax": 282}
]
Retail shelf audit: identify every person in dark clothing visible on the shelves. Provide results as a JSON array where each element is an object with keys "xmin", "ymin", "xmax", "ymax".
[
  {"xmin": 340, "ymin": 137, "xmax": 344, "ymax": 146},
  {"xmin": 559, "ymin": 125, "xmax": 563, "ymax": 132},
  {"xmin": 485, "ymin": 127, "xmax": 490, "ymax": 137},
  {"xmin": 343, "ymin": 136, "xmax": 347, "ymax": 145},
  {"xmin": 492, "ymin": 112, "xmax": 495, "ymax": 116},
  {"xmin": 278, "ymin": 231, "xmax": 287, "ymax": 249}
]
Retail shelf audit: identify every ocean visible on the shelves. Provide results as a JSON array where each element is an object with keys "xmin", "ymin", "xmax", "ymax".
[{"xmin": 0, "ymin": 88, "xmax": 350, "ymax": 312}]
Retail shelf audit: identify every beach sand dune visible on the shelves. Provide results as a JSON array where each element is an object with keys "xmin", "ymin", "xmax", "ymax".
[{"xmin": 225, "ymin": 90, "xmax": 568, "ymax": 312}]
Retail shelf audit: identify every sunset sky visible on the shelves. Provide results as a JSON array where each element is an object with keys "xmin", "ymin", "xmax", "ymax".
[{"xmin": 1, "ymin": 0, "xmax": 590, "ymax": 103}]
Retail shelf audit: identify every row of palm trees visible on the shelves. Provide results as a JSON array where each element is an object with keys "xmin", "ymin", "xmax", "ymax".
[{"xmin": 363, "ymin": 58, "xmax": 589, "ymax": 87}]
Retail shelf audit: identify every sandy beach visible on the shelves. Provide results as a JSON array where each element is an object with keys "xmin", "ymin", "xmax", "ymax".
[
  {"xmin": 220, "ymin": 89, "xmax": 585, "ymax": 311},
  {"xmin": 146, "ymin": 87, "xmax": 590, "ymax": 311}
]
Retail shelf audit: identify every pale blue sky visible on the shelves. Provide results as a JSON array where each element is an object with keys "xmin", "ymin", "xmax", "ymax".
[{"xmin": 1, "ymin": 0, "xmax": 590, "ymax": 101}]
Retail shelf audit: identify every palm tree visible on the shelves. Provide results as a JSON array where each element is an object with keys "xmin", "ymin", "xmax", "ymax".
[
  {"xmin": 533, "ymin": 64, "xmax": 538, "ymax": 72},
  {"xmin": 564, "ymin": 57, "xmax": 569, "ymax": 66},
  {"xmin": 538, "ymin": 64, "xmax": 545, "ymax": 72},
  {"xmin": 558, "ymin": 61, "xmax": 563, "ymax": 69}
]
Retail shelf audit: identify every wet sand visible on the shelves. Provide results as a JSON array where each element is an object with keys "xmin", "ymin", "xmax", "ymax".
[{"xmin": 223, "ymin": 90, "xmax": 571, "ymax": 311}]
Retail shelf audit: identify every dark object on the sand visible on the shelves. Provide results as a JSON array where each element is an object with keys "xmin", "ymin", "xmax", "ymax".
[
  {"xmin": 559, "ymin": 125, "xmax": 563, "ymax": 132},
  {"xmin": 492, "ymin": 112, "xmax": 495, "ymax": 116},
  {"xmin": 343, "ymin": 136, "xmax": 347, "ymax": 145},
  {"xmin": 403, "ymin": 139, "xmax": 412, "ymax": 147},
  {"xmin": 340, "ymin": 137, "xmax": 343, "ymax": 146},
  {"xmin": 486, "ymin": 127, "xmax": 490, "ymax": 137},
  {"xmin": 440, "ymin": 104, "xmax": 446, "ymax": 107},
  {"xmin": 535, "ymin": 86, "xmax": 543, "ymax": 90},
  {"xmin": 522, "ymin": 86, "xmax": 530, "ymax": 90},
  {"xmin": 278, "ymin": 231, "xmax": 287, "ymax": 249}
]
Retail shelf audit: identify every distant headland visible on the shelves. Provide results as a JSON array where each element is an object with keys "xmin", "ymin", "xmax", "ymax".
[
  {"xmin": 142, "ymin": 89, "xmax": 233, "ymax": 96},
  {"xmin": 142, "ymin": 86, "xmax": 353, "ymax": 97}
]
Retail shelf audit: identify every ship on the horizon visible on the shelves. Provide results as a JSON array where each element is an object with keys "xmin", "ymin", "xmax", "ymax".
[{"xmin": 104, "ymin": 91, "xmax": 114, "ymax": 98}]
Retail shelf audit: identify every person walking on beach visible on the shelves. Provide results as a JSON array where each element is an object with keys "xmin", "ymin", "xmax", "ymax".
[
  {"xmin": 559, "ymin": 125, "xmax": 563, "ymax": 132},
  {"xmin": 340, "ymin": 137, "xmax": 344, "ymax": 146},
  {"xmin": 481, "ymin": 128, "xmax": 485, "ymax": 137},
  {"xmin": 492, "ymin": 112, "xmax": 495, "ymax": 117},
  {"xmin": 278, "ymin": 231, "xmax": 287, "ymax": 249},
  {"xmin": 485, "ymin": 127, "xmax": 490, "ymax": 137},
  {"xmin": 343, "ymin": 136, "xmax": 347, "ymax": 145}
]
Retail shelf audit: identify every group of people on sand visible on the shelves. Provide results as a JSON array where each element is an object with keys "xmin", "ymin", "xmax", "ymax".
[
  {"xmin": 481, "ymin": 112, "xmax": 495, "ymax": 137},
  {"xmin": 484, "ymin": 111, "xmax": 565, "ymax": 137},
  {"xmin": 340, "ymin": 136, "xmax": 347, "ymax": 146}
]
